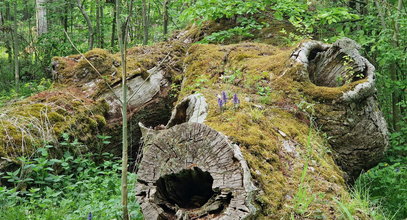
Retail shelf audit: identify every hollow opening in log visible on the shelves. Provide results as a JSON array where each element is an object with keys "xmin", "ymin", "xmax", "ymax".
[
  {"xmin": 166, "ymin": 99, "xmax": 189, "ymax": 127},
  {"xmin": 307, "ymin": 47, "xmax": 367, "ymax": 87},
  {"xmin": 128, "ymin": 97, "xmax": 174, "ymax": 170},
  {"xmin": 155, "ymin": 167, "xmax": 214, "ymax": 209},
  {"xmin": 308, "ymin": 47, "xmax": 326, "ymax": 61}
]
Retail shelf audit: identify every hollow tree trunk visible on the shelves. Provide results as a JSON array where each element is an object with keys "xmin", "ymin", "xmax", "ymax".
[
  {"xmin": 0, "ymin": 31, "xmax": 388, "ymax": 218},
  {"xmin": 291, "ymin": 38, "xmax": 388, "ymax": 179},
  {"xmin": 135, "ymin": 38, "xmax": 388, "ymax": 219},
  {"xmin": 136, "ymin": 121, "xmax": 256, "ymax": 219}
]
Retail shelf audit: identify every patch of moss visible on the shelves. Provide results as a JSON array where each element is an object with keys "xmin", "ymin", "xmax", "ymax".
[
  {"xmin": 302, "ymin": 79, "xmax": 369, "ymax": 101},
  {"xmin": 94, "ymin": 114, "xmax": 107, "ymax": 127},
  {"xmin": 0, "ymin": 88, "xmax": 109, "ymax": 163}
]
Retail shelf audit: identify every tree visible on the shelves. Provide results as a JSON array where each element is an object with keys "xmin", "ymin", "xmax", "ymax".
[
  {"xmin": 142, "ymin": 0, "xmax": 148, "ymax": 45},
  {"xmin": 35, "ymin": 0, "xmax": 47, "ymax": 35},
  {"xmin": 12, "ymin": 0, "xmax": 19, "ymax": 90},
  {"xmin": 163, "ymin": 0, "xmax": 169, "ymax": 36},
  {"xmin": 116, "ymin": 0, "xmax": 129, "ymax": 216},
  {"xmin": 116, "ymin": 0, "xmax": 134, "ymax": 219},
  {"xmin": 97, "ymin": 0, "xmax": 104, "ymax": 48},
  {"xmin": 111, "ymin": 3, "xmax": 116, "ymax": 48},
  {"xmin": 77, "ymin": 0, "xmax": 94, "ymax": 50}
]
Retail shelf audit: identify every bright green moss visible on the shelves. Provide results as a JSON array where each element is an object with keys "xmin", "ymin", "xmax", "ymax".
[
  {"xmin": 48, "ymin": 112, "xmax": 65, "ymax": 123},
  {"xmin": 302, "ymin": 79, "xmax": 368, "ymax": 100}
]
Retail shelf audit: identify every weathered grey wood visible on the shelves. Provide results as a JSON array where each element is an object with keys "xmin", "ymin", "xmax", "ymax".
[
  {"xmin": 103, "ymin": 66, "xmax": 166, "ymax": 116},
  {"xmin": 166, "ymin": 93, "xmax": 208, "ymax": 128},
  {"xmin": 136, "ymin": 122, "xmax": 257, "ymax": 220}
]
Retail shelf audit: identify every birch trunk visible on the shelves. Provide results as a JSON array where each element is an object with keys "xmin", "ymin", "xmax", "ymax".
[{"xmin": 35, "ymin": 0, "xmax": 48, "ymax": 35}]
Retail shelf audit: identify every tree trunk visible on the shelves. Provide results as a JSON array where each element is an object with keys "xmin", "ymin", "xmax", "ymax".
[
  {"xmin": 142, "ymin": 0, "xmax": 148, "ymax": 45},
  {"xmin": 293, "ymin": 39, "xmax": 389, "ymax": 178},
  {"xmin": 374, "ymin": 0, "xmax": 402, "ymax": 131},
  {"xmin": 136, "ymin": 121, "xmax": 256, "ymax": 219},
  {"xmin": 0, "ymin": 3, "xmax": 13, "ymax": 64},
  {"xmin": 163, "ymin": 0, "xmax": 169, "ymax": 36},
  {"xmin": 116, "ymin": 0, "xmax": 130, "ymax": 218},
  {"xmin": 100, "ymin": 2, "xmax": 104, "ymax": 48},
  {"xmin": 96, "ymin": 0, "xmax": 101, "ymax": 48},
  {"xmin": 133, "ymin": 38, "xmax": 388, "ymax": 219},
  {"xmin": 389, "ymin": 0, "xmax": 403, "ymax": 131},
  {"xmin": 12, "ymin": 1, "xmax": 19, "ymax": 90},
  {"xmin": 62, "ymin": 3, "xmax": 68, "ymax": 32},
  {"xmin": 35, "ymin": 0, "xmax": 48, "ymax": 35},
  {"xmin": 111, "ymin": 5, "xmax": 116, "ymax": 48},
  {"xmin": 77, "ymin": 0, "xmax": 94, "ymax": 50}
]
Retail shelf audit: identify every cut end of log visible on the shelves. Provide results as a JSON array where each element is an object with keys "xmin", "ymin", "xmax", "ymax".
[{"xmin": 136, "ymin": 122, "xmax": 257, "ymax": 219}]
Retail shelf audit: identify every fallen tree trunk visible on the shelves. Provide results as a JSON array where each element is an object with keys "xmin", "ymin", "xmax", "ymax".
[
  {"xmin": 291, "ymin": 38, "xmax": 389, "ymax": 179},
  {"xmin": 0, "ymin": 30, "xmax": 388, "ymax": 218},
  {"xmin": 0, "ymin": 42, "xmax": 187, "ymax": 171},
  {"xmin": 135, "ymin": 38, "xmax": 388, "ymax": 219}
]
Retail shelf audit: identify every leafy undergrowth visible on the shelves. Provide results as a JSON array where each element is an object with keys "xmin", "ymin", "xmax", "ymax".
[
  {"xmin": 0, "ymin": 78, "xmax": 52, "ymax": 107},
  {"xmin": 0, "ymin": 144, "xmax": 142, "ymax": 220},
  {"xmin": 356, "ymin": 163, "xmax": 407, "ymax": 219}
]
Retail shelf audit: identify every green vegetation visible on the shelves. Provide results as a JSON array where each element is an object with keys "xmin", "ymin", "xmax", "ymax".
[
  {"xmin": 356, "ymin": 163, "xmax": 407, "ymax": 219},
  {"xmin": 0, "ymin": 142, "xmax": 142, "ymax": 220},
  {"xmin": 0, "ymin": 78, "xmax": 51, "ymax": 107}
]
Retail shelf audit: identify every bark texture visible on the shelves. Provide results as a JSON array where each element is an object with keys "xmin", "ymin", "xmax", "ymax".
[{"xmin": 134, "ymin": 37, "xmax": 388, "ymax": 219}]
